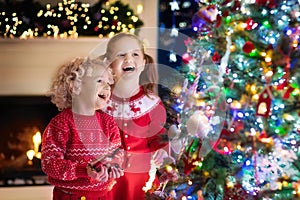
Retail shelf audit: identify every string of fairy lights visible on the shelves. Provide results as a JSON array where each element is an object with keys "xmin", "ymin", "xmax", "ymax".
[
  {"xmin": 0, "ymin": 0, "xmax": 143, "ymax": 39},
  {"xmin": 32, "ymin": 0, "xmax": 91, "ymax": 38}
]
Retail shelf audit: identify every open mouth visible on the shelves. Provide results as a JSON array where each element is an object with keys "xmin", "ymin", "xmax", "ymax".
[
  {"xmin": 98, "ymin": 93, "xmax": 108, "ymax": 100},
  {"xmin": 123, "ymin": 66, "xmax": 135, "ymax": 72}
]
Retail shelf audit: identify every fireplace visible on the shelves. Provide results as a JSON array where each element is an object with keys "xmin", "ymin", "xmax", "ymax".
[{"xmin": 0, "ymin": 96, "xmax": 59, "ymax": 186}]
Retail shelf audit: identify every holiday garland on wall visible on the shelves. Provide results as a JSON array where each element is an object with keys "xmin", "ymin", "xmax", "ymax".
[{"xmin": 0, "ymin": 0, "xmax": 144, "ymax": 38}]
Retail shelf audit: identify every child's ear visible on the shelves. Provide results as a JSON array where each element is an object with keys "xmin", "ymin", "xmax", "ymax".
[
  {"xmin": 69, "ymin": 81, "xmax": 79, "ymax": 96},
  {"xmin": 69, "ymin": 81, "xmax": 75, "ymax": 95}
]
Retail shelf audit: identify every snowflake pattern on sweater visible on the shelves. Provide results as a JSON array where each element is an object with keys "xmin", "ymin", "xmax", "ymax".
[{"xmin": 41, "ymin": 109, "xmax": 121, "ymax": 192}]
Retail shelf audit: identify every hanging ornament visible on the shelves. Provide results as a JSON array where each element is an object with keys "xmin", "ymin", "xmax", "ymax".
[
  {"xmin": 258, "ymin": 130, "xmax": 274, "ymax": 145},
  {"xmin": 212, "ymin": 128, "xmax": 237, "ymax": 155},
  {"xmin": 219, "ymin": 35, "xmax": 232, "ymax": 76},
  {"xmin": 169, "ymin": 51, "xmax": 177, "ymax": 62},
  {"xmin": 169, "ymin": 0, "xmax": 180, "ymax": 11},
  {"xmin": 186, "ymin": 110, "xmax": 212, "ymax": 139},
  {"xmin": 256, "ymin": 85, "xmax": 273, "ymax": 118},
  {"xmin": 213, "ymin": 137, "xmax": 234, "ymax": 155},
  {"xmin": 178, "ymin": 42, "xmax": 226, "ymax": 159},
  {"xmin": 182, "ymin": 52, "xmax": 193, "ymax": 64},
  {"xmin": 192, "ymin": 5, "xmax": 218, "ymax": 34},
  {"xmin": 242, "ymin": 41, "xmax": 255, "ymax": 54},
  {"xmin": 245, "ymin": 18, "xmax": 258, "ymax": 30},
  {"xmin": 182, "ymin": 139, "xmax": 202, "ymax": 175},
  {"xmin": 168, "ymin": 124, "xmax": 184, "ymax": 155},
  {"xmin": 170, "ymin": 27, "xmax": 179, "ymax": 37},
  {"xmin": 283, "ymin": 85, "xmax": 296, "ymax": 99},
  {"xmin": 212, "ymin": 51, "xmax": 221, "ymax": 64},
  {"xmin": 258, "ymin": 130, "xmax": 268, "ymax": 141},
  {"xmin": 197, "ymin": 5, "xmax": 218, "ymax": 23}
]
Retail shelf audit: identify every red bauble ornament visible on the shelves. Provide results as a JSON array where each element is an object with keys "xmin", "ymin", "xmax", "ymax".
[
  {"xmin": 182, "ymin": 53, "xmax": 192, "ymax": 64},
  {"xmin": 212, "ymin": 51, "xmax": 221, "ymax": 63},
  {"xmin": 242, "ymin": 41, "xmax": 255, "ymax": 54}
]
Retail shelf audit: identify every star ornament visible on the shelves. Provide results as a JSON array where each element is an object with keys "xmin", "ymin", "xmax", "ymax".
[
  {"xmin": 169, "ymin": 51, "xmax": 177, "ymax": 62},
  {"xmin": 169, "ymin": 0, "xmax": 180, "ymax": 11},
  {"xmin": 170, "ymin": 27, "xmax": 179, "ymax": 37}
]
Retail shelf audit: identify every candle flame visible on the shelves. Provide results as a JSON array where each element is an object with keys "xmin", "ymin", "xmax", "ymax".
[
  {"xmin": 33, "ymin": 131, "xmax": 41, "ymax": 153},
  {"xmin": 33, "ymin": 131, "xmax": 41, "ymax": 145},
  {"xmin": 26, "ymin": 150, "xmax": 35, "ymax": 161}
]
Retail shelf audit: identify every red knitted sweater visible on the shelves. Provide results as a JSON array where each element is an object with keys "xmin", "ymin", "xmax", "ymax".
[{"xmin": 41, "ymin": 108, "xmax": 121, "ymax": 192}]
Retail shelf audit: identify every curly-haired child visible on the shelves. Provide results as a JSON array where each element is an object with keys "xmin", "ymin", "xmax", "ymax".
[{"xmin": 41, "ymin": 56, "xmax": 124, "ymax": 200}]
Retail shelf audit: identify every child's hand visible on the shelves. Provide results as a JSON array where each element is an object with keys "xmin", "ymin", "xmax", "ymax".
[
  {"xmin": 108, "ymin": 165, "xmax": 124, "ymax": 179},
  {"xmin": 152, "ymin": 149, "xmax": 169, "ymax": 167},
  {"xmin": 89, "ymin": 148, "xmax": 125, "ymax": 170},
  {"xmin": 87, "ymin": 164, "xmax": 109, "ymax": 182}
]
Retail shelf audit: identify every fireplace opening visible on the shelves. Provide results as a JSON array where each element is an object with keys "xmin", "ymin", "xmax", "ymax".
[{"xmin": 0, "ymin": 96, "xmax": 59, "ymax": 186}]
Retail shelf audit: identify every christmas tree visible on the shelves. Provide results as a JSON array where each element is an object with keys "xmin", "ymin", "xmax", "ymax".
[{"xmin": 152, "ymin": 0, "xmax": 300, "ymax": 199}]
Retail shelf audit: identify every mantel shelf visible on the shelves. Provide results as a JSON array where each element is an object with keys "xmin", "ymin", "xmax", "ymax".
[{"xmin": 0, "ymin": 37, "xmax": 108, "ymax": 95}]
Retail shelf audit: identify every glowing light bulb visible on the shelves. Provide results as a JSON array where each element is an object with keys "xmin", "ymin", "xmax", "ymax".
[
  {"xmin": 265, "ymin": 56, "xmax": 272, "ymax": 63},
  {"xmin": 137, "ymin": 4, "xmax": 143, "ymax": 14}
]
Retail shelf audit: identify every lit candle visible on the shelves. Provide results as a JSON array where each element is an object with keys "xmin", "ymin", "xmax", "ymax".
[{"xmin": 33, "ymin": 131, "xmax": 41, "ymax": 154}]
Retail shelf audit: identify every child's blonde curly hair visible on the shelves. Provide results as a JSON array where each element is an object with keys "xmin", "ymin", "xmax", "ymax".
[{"xmin": 47, "ymin": 57, "xmax": 112, "ymax": 111}]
